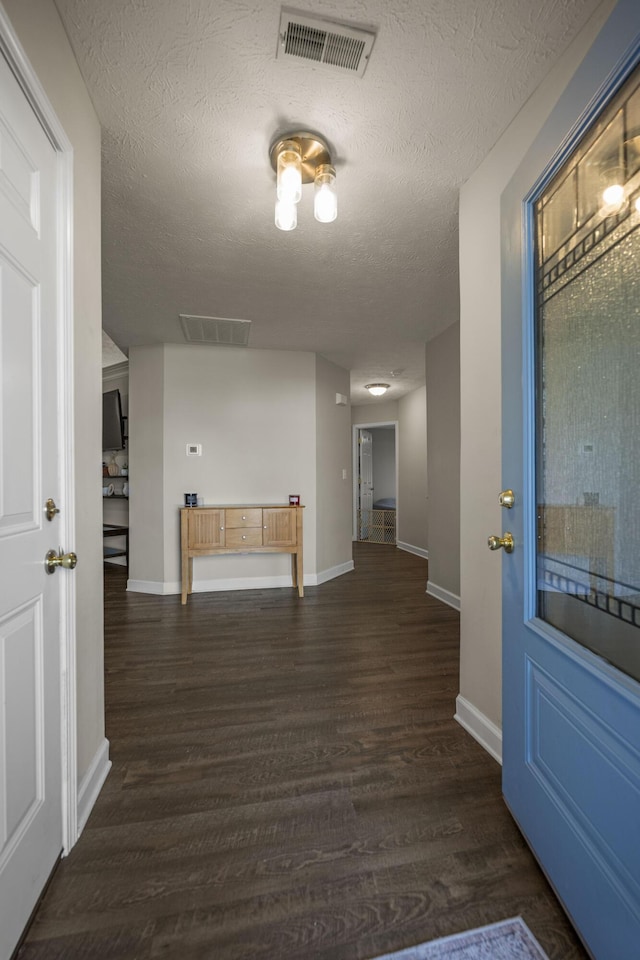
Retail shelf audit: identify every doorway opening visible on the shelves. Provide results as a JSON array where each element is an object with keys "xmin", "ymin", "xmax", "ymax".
[
  {"xmin": 102, "ymin": 357, "xmax": 129, "ymax": 586},
  {"xmin": 352, "ymin": 421, "xmax": 398, "ymax": 544}
]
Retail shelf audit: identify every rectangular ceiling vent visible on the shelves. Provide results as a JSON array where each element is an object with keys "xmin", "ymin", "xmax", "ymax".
[
  {"xmin": 277, "ymin": 8, "xmax": 375, "ymax": 78},
  {"xmin": 180, "ymin": 314, "xmax": 251, "ymax": 347}
]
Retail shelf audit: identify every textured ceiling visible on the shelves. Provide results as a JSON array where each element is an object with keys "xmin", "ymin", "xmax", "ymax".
[
  {"xmin": 102, "ymin": 330, "xmax": 127, "ymax": 368},
  {"xmin": 54, "ymin": 0, "xmax": 602, "ymax": 402}
]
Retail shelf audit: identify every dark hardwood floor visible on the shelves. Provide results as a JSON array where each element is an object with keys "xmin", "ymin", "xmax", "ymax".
[{"xmin": 19, "ymin": 543, "xmax": 587, "ymax": 960}]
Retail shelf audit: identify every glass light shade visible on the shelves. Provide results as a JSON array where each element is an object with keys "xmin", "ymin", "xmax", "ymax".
[
  {"xmin": 602, "ymin": 183, "xmax": 624, "ymax": 208},
  {"xmin": 365, "ymin": 383, "xmax": 389, "ymax": 397},
  {"xmin": 314, "ymin": 164, "xmax": 337, "ymax": 223},
  {"xmin": 275, "ymin": 197, "xmax": 297, "ymax": 231},
  {"xmin": 277, "ymin": 140, "xmax": 302, "ymax": 204}
]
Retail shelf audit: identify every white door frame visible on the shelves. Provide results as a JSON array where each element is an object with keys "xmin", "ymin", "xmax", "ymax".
[
  {"xmin": 352, "ymin": 420, "xmax": 399, "ymax": 541},
  {"xmin": 0, "ymin": 5, "xmax": 78, "ymax": 853}
]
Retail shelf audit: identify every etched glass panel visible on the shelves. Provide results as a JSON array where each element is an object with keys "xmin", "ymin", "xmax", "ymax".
[
  {"xmin": 535, "ymin": 66, "xmax": 640, "ymax": 683},
  {"xmin": 577, "ymin": 111, "xmax": 624, "ymax": 224},
  {"xmin": 542, "ymin": 169, "xmax": 576, "ymax": 260},
  {"xmin": 626, "ymin": 81, "xmax": 640, "ymax": 179}
]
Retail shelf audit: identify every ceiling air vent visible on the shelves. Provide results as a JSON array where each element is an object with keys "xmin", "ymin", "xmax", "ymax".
[
  {"xmin": 277, "ymin": 8, "xmax": 375, "ymax": 78},
  {"xmin": 180, "ymin": 315, "xmax": 251, "ymax": 347}
]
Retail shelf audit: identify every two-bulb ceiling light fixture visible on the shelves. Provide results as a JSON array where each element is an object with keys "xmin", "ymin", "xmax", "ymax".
[{"xmin": 269, "ymin": 132, "xmax": 337, "ymax": 231}]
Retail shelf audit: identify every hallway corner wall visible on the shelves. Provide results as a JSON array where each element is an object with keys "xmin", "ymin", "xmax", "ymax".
[
  {"xmin": 458, "ymin": 0, "xmax": 616, "ymax": 738},
  {"xmin": 426, "ymin": 323, "xmax": 460, "ymax": 607},
  {"xmin": 315, "ymin": 355, "xmax": 353, "ymax": 578},
  {"xmin": 397, "ymin": 386, "xmax": 428, "ymax": 553},
  {"xmin": 128, "ymin": 344, "xmax": 322, "ymax": 593}
]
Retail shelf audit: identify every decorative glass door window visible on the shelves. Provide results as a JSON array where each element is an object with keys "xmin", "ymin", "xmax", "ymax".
[{"xmin": 535, "ymin": 65, "xmax": 640, "ymax": 683}]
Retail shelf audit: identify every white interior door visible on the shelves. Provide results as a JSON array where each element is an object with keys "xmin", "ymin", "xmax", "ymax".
[{"xmin": 0, "ymin": 47, "xmax": 67, "ymax": 958}]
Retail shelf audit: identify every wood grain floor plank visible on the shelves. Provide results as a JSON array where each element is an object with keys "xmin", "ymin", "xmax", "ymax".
[{"xmin": 17, "ymin": 543, "xmax": 587, "ymax": 960}]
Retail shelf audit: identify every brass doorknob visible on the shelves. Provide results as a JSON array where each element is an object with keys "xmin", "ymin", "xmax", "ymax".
[
  {"xmin": 498, "ymin": 489, "xmax": 515, "ymax": 509},
  {"xmin": 487, "ymin": 532, "xmax": 514, "ymax": 553},
  {"xmin": 45, "ymin": 549, "xmax": 78, "ymax": 574}
]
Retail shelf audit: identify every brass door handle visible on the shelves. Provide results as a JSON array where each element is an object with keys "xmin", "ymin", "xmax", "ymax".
[
  {"xmin": 498, "ymin": 489, "xmax": 515, "ymax": 509},
  {"xmin": 45, "ymin": 549, "xmax": 78, "ymax": 574},
  {"xmin": 487, "ymin": 532, "xmax": 514, "ymax": 553}
]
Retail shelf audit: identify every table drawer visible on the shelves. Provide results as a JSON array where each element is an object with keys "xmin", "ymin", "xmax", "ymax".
[
  {"xmin": 225, "ymin": 527, "xmax": 263, "ymax": 548},
  {"xmin": 225, "ymin": 508, "xmax": 262, "ymax": 528}
]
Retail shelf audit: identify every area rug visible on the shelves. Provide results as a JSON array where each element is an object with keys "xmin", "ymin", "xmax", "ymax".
[{"xmin": 370, "ymin": 917, "xmax": 549, "ymax": 960}]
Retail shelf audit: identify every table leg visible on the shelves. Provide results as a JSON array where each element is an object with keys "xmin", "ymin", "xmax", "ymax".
[
  {"xmin": 296, "ymin": 547, "xmax": 304, "ymax": 598},
  {"xmin": 181, "ymin": 554, "xmax": 188, "ymax": 605}
]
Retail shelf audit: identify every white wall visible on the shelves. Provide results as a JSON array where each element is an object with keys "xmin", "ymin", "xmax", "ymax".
[
  {"xmin": 315, "ymin": 355, "xmax": 353, "ymax": 577},
  {"xmin": 397, "ymin": 386, "xmax": 428, "ymax": 554},
  {"xmin": 352, "ymin": 400, "xmax": 399, "ymax": 425},
  {"xmin": 458, "ymin": 0, "xmax": 617, "ymax": 736},
  {"xmin": 426, "ymin": 324, "xmax": 460, "ymax": 604},
  {"xmin": 129, "ymin": 344, "xmax": 356, "ymax": 592},
  {"xmin": 3, "ymin": 0, "xmax": 105, "ymax": 786},
  {"xmin": 128, "ymin": 346, "xmax": 165, "ymax": 585}
]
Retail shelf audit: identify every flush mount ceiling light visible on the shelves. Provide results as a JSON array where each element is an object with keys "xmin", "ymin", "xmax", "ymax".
[
  {"xmin": 365, "ymin": 383, "xmax": 390, "ymax": 397},
  {"xmin": 269, "ymin": 131, "xmax": 337, "ymax": 231}
]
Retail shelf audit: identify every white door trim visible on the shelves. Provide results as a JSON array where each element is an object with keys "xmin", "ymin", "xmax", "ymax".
[{"xmin": 0, "ymin": 4, "xmax": 78, "ymax": 853}]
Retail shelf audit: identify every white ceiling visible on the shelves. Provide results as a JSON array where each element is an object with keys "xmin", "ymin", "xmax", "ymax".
[
  {"xmin": 101, "ymin": 330, "xmax": 127, "ymax": 368},
  {"xmin": 55, "ymin": 0, "xmax": 602, "ymax": 402}
]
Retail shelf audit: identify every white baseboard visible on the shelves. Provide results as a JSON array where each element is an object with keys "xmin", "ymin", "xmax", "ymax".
[
  {"xmin": 192, "ymin": 575, "xmax": 301, "ymax": 593},
  {"xmin": 427, "ymin": 580, "xmax": 461, "ymax": 611},
  {"xmin": 455, "ymin": 695, "xmax": 502, "ymax": 764},
  {"xmin": 127, "ymin": 579, "xmax": 172, "ymax": 594},
  {"xmin": 396, "ymin": 541, "xmax": 429, "ymax": 560},
  {"xmin": 77, "ymin": 737, "xmax": 111, "ymax": 836},
  {"xmin": 130, "ymin": 576, "xmax": 293, "ymax": 594},
  {"xmin": 129, "ymin": 563, "xmax": 355, "ymax": 595},
  {"xmin": 310, "ymin": 560, "xmax": 354, "ymax": 585}
]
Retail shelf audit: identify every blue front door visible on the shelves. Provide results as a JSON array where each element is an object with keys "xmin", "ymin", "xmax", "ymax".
[{"xmin": 501, "ymin": 4, "xmax": 640, "ymax": 957}]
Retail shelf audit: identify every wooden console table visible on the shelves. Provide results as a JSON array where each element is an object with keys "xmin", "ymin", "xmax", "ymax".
[{"xmin": 180, "ymin": 504, "xmax": 304, "ymax": 604}]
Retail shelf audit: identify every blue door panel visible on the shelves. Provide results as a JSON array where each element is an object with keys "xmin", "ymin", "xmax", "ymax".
[{"xmin": 500, "ymin": 2, "xmax": 640, "ymax": 957}]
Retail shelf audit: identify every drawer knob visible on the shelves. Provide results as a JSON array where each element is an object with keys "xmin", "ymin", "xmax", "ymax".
[
  {"xmin": 242, "ymin": 534, "xmax": 246, "ymax": 540},
  {"xmin": 220, "ymin": 526, "xmax": 224, "ymax": 530},
  {"xmin": 263, "ymin": 525, "xmax": 267, "ymax": 529},
  {"xmin": 242, "ymin": 515, "xmax": 246, "ymax": 520}
]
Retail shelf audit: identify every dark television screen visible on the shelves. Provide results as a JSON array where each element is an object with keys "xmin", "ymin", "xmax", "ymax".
[{"xmin": 102, "ymin": 389, "xmax": 124, "ymax": 450}]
